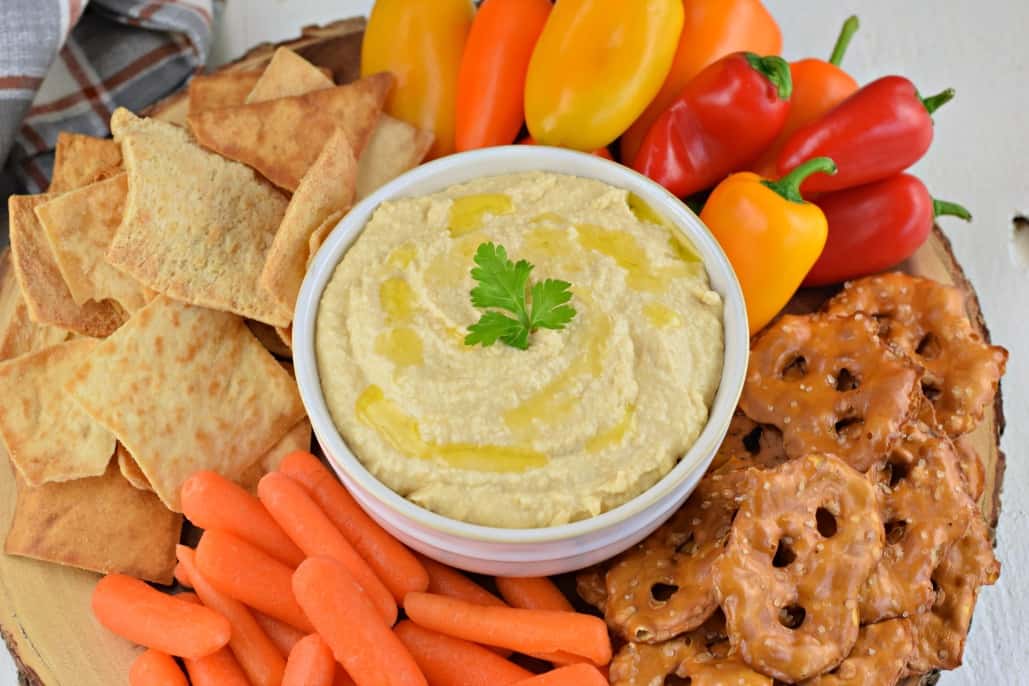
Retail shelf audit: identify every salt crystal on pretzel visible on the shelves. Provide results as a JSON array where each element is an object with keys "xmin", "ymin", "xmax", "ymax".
[
  {"xmin": 609, "ymin": 612, "xmax": 772, "ymax": 686},
  {"xmin": 713, "ymin": 454, "xmax": 884, "ymax": 682},
  {"xmin": 825, "ymin": 273, "xmax": 1007, "ymax": 437},
  {"xmin": 860, "ymin": 423, "xmax": 978, "ymax": 624},
  {"xmin": 709, "ymin": 412, "xmax": 790, "ymax": 475},
  {"xmin": 906, "ymin": 516, "xmax": 999, "ymax": 674},
  {"xmin": 801, "ymin": 619, "xmax": 913, "ymax": 685},
  {"xmin": 741, "ymin": 314, "xmax": 921, "ymax": 472},
  {"xmin": 604, "ymin": 470, "xmax": 748, "ymax": 643}
]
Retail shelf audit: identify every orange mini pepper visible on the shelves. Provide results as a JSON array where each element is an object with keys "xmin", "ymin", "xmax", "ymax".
[
  {"xmin": 524, "ymin": 0, "xmax": 684, "ymax": 152},
  {"xmin": 362, "ymin": 0, "xmax": 475, "ymax": 159},
  {"xmin": 620, "ymin": 0, "xmax": 782, "ymax": 162},
  {"xmin": 752, "ymin": 16, "xmax": 861, "ymax": 177},
  {"xmin": 455, "ymin": 0, "xmax": 551, "ymax": 151},
  {"xmin": 700, "ymin": 157, "xmax": 837, "ymax": 334}
]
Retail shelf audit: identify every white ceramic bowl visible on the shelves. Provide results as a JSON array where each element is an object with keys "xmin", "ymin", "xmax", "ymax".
[{"xmin": 294, "ymin": 146, "xmax": 748, "ymax": 576}]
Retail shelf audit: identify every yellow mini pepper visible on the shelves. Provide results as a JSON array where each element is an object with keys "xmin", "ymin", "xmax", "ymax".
[
  {"xmin": 524, "ymin": 0, "xmax": 684, "ymax": 152},
  {"xmin": 700, "ymin": 157, "xmax": 837, "ymax": 334},
  {"xmin": 362, "ymin": 0, "xmax": 474, "ymax": 159}
]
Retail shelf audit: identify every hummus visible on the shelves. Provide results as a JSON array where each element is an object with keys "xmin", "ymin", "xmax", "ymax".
[{"xmin": 316, "ymin": 172, "xmax": 724, "ymax": 528}]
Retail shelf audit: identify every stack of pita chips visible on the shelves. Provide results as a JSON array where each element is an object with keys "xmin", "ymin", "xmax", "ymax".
[{"xmin": 0, "ymin": 47, "xmax": 432, "ymax": 585}]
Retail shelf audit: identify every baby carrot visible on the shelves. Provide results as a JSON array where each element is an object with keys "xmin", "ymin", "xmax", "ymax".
[
  {"xmin": 258, "ymin": 472, "xmax": 397, "ymax": 625},
  {"xmin": 181, "ymin": 470, "xmax": 305, "ymax": 567},
  {"xmin": 334, "ymin": 665, "xmax": 357, "ymax": 686},
  {"xmin": 173, "ymin": 562, "xmax": 191, "ymax": 589},
  {"xmin": 495, "ymin": 577, "xmax": 573, "ymax": 612},
  {"xmin": 293, "ymin": 556, "xmax": 427, "ymax": 686},
  {"xmin": 254, "ymin": 610, "xmax": 306, "ymax": 657},
  {"xmin": 278, "ymin": 451, "xmax": 428, "ymax": 601},
  {"xmin": 394, "ymin": 620, "xmax": 532, "ymax": 686},
  {"xmin": 283, "ymin": 634, "xmax": 336, "ymax": 686},
  {"xmin": 509, "ymin": 664, "xmax": 608, "ymax": 686},
  {"xmin": 173, "ymin": 595, "xmax": 251, "ymax": 686},
  {"xmin": 184, "ymin": 648, "xmax": 252, "ymax": 686},
  {"xmin": 196, "ymin": 530, "xmax": 314, "ymax": 633},
  {"xmin": 129, "ymin": 649, "xmax": 188, "ymax": 686},
  {"xmin": 92, "ymin": 574, "xmax": 230, "ymax": 659},
  {"xmin": 403, "ymin": 593, "xmax": 612, "ymax": 667},
  {"xmin": 418, "ymin": 555, "xmax": 506, "ymax": 607},
  {"xmin": 178, "ymin": 545, "xmax": 287, "ymax": 686}
]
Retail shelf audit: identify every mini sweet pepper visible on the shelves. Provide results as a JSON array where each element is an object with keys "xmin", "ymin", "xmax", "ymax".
[
  {"xmin": 700, "ymin": 157, "xmax": 837, "ymax": 333},
  {"xmin": 524, "ymin": 0, "xmax": 684, "ymax": 152},
  {"xmin": 362, "ymin": 0, "xmax": 474, "ymax": 159}
]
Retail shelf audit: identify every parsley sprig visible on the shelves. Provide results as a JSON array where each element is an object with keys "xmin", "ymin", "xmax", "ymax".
[{"xmin": 464, "ymin": 242, "xmax": 576, "ymax": 350}]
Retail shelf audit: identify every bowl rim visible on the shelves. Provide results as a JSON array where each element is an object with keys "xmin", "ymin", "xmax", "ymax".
[{"xmin": 293, "ymin": 145, "xmax": 749, "ymax": 545}]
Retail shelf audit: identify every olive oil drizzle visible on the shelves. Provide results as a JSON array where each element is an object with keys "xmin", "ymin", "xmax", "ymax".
[{"xmin": 356, "ymin": 385, "xmax": 548, "ymax": 472}]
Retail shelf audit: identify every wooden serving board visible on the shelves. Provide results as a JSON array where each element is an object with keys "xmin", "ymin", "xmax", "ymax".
[{"xmin": 0, "ymin": 18, "xmax": 1004, "ymax": 686}]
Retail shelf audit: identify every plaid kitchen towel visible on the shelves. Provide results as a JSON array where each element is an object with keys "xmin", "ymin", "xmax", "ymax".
[{"xmin": 0, "ymin": 0, "xmax": 216, "ymax": 214}]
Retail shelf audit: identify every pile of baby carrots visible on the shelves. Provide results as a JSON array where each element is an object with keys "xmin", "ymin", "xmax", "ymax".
[{"xmin": 90, "ymin": 451, "xmax": 611, "ymax": 686}]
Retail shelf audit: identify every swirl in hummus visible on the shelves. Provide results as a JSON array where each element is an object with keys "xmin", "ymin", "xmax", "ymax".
[{"xmin": 316, "ymin": 171, "xmax": 724, "ymax": 528}]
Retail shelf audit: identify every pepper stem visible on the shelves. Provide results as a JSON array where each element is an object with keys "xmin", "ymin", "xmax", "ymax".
[
  {"xmin": 933, "ymin": 198, "xmax": 972, "ymax": 221},
  {"xmin": 922, "ymin": 88, "xmax": 955, "ymax": 114},
  {"xmin": 744, "ymin": 53, "xmax": 793, "ymax": 100},
  {"xmin": 829, "ymin": 15, "xmax": 860, "ymax": 66},
  {"xmin": 762, "ymin": 157, "xmax": 838, "ymax": 204}
]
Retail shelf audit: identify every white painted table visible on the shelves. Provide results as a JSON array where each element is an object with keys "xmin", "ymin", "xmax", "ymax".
[{"xmin": 3, "ymin": 2, "xmax": 1025, "ymax": 683}]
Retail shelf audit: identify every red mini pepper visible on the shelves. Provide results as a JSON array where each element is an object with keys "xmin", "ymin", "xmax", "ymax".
[
  {"xmin": 632, "ymin": 52, "xmax": 792, "ymax": 198},
  {"xmin": 803, "ymin": 173, "xmax": 971, "ymax": 286},
  {"xmin": 777, "ymin": 75, "xmax": 954, "ymax": 193}
]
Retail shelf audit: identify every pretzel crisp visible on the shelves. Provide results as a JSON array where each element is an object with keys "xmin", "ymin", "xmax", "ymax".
[
  {"xmin": 907, "ymin": 516, "xmax": 1000, "ymax": 674},
  {"xmin": 860, "ymin": 424, "xmax": 978, "ymax": 624},
  {"xmin": 609, "ymin": 613, "xmax": 771, "ymax": 686},
  {"xmin": 825, "ymin": 273, "xmax": 1007, "ymax": 437},
  {"xmin": 713, "ymin": 454, "xmax": 884, "ymax": 682},
  {"xmin": 801, "ymin": 619, "xmax": 913, "ymax": 686},
  {"xmin": 710, "ymin": 413, "xmax": 790, "ymax": 475},
  {"xmin": 740, "ymin": 314, "xmax": 921, "ymax": 472},
  {"xmin": 604, "ymin": 470, "xmax": 747, "ymax": 643},
  {"xmin": 574, "ymin": 565, "xmax": 608, "ymax": 612}
]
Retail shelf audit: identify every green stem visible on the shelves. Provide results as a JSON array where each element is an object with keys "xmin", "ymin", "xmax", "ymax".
[
  {"xmin": 921, "ymin": 88, "xmax": 955, "ymax": 114},
  {"xmin": 933, "ymin": 198, "xmax": 972, "ymax": 221},
  {"xmin": 762, "ymin": 157, "xmax": 838, "ymax": 204},
  {"xmin": 829, "ymin": 15, "xmax": 860, "ymax": 66},
  {"xmin": 744, "ymin": 53, "xmax": 793, "ymax": 100}
]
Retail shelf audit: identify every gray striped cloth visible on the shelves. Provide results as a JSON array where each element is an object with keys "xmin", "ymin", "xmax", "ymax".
[{"xmin": 1, "ymin": 0, "xmax": 217, "ymax": 233}]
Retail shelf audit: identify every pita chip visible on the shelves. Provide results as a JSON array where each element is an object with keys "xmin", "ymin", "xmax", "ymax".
[
  {"xmin": 35, "ymin": 173, "xmax": 152, "ymax": 313},
  {"xmin": 65, "ymin": 295, "xmax": 306, "ymax": 512},
  {"xmin": 107, "ymin": 109, "xmax": 291, "ymax": 327},
  {"xmin": 49, "ymin": 133, "xmax": 123, "ymax": 194},
  {"xmin": 245, "ymin": 47, "xmax": 334, "ymax": 103},
  {"xmin": 306, "ymin": 209, "xmax": 346, "ymax": 265},
  {"xmin": 260, "ymin": 129, "xmax": 357, "ymax": 312},
  {"xmin": 188, "ymin": 68, "xmax": 263, "ymax": 115},
  {"xmin": 188, "ymin": 72, "xmax": 393, "ymax": 191},
  {"xmin": 117, "ymin": 444, "xmax": 151, "ymax": 491},
  {"xmin": 247, "ymin": 319, "xmax": 292, "ymax": 358},
  {"xmin": 8, "ymin": 195, "xmax": 126, "ymax": 337},
  {"xmin": 0, "ymin": 249, "xmax": 69, "ymax": 361},
  {"xmin": 239, "ymin": 418, "xmax": 312, "ymax": 493},
  {"xmin": 356, "ymin": 114, "xmax": 434, "ymax": 199},
  {"xmin": 5, "ymin": 462, "xmax": 181, "ymax": 584},
  {"xmin": 150, "ymin": 92, "xmax": 190, "ymax": 126},
  {"xmin": 0, "ymin": 338, "xmax": 116, "ymax": 486}
]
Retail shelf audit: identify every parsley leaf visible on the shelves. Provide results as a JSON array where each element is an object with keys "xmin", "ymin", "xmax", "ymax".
[{"xmin": 464, "ymin": 242, "xmax": 576, "ymax": 350}]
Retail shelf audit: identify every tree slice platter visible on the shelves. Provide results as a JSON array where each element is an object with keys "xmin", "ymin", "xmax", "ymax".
[{"xmin": 0, "ymin": 19, "xmax": 1004, "ymax": 685}]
